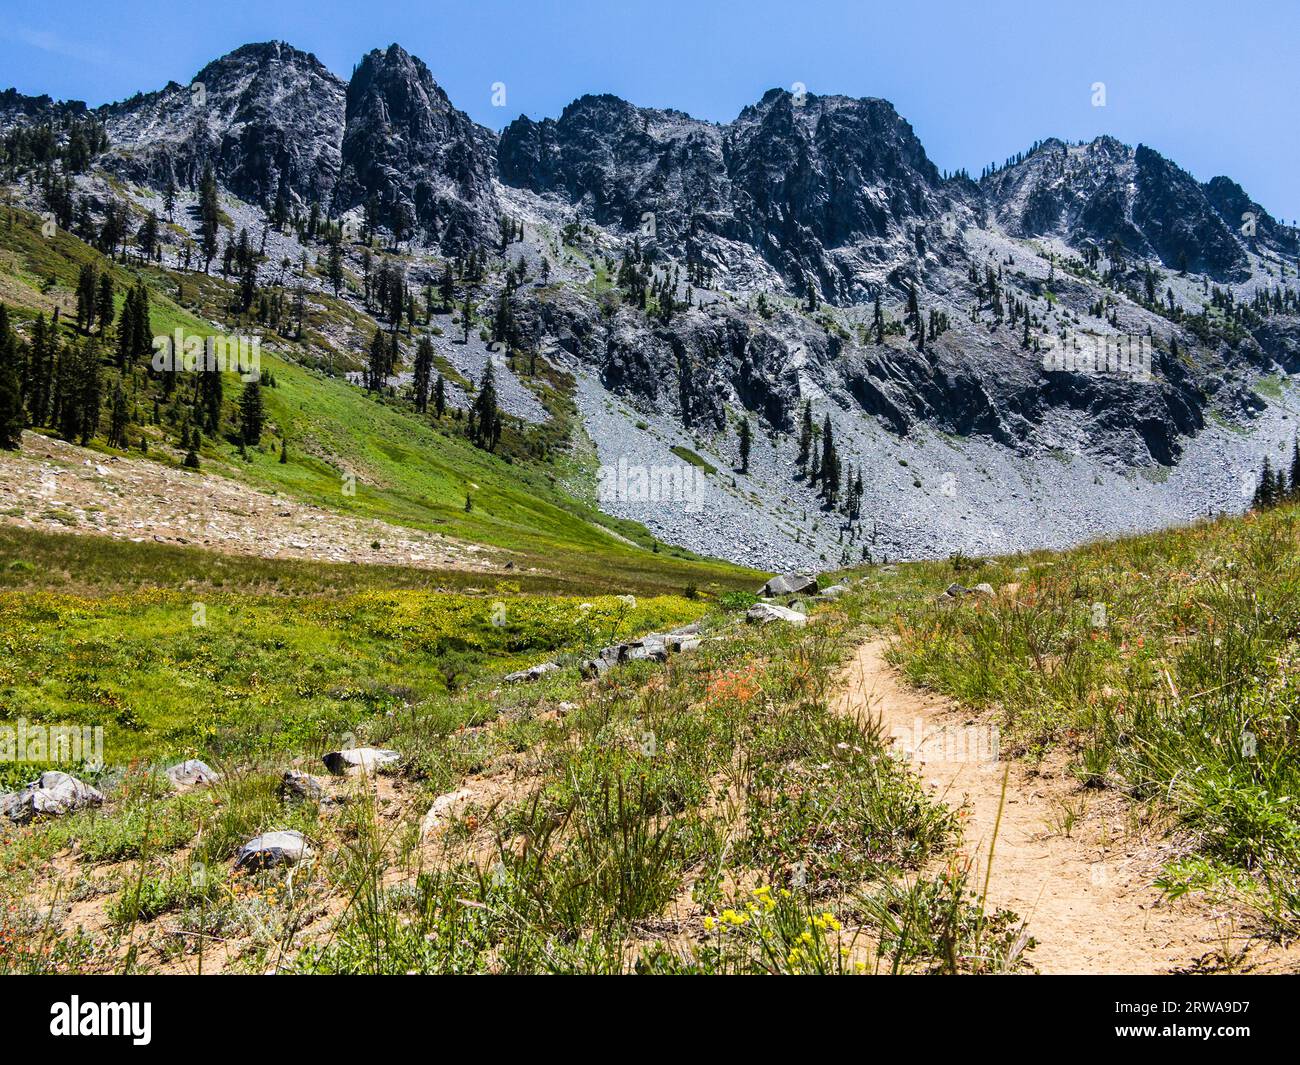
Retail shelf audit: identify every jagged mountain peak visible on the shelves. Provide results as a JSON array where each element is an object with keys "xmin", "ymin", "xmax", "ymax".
[
  {"xmin": 197, "ymin": 40, "xmax": 336, "ymax": 78},
  {"xmin": 94, "ymin": 39, "xmax": 346, "ymax": 207},
  {"xmin": 335, "ymin": 41, "xmax": 499, "ymax": 252},
  {"xmin": 983, "ymin": 133, "xmax": 1254, "ymax": 279}
]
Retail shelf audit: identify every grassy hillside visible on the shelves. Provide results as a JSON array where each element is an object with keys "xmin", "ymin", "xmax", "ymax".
[
  {"xmin": 0, "ymin": 578, "xmax": 705, "ymax": 775},
  {"xmin": 0, "ymin": 206, "xmax": 763, "ymax": 594}
]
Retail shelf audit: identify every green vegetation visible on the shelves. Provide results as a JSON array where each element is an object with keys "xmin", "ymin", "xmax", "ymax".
[
  {"xmin": 12, "ymin": 500, "xmax": 1300, "ymax": 974},
  {"xmin": 669, "ymin": 445, "xmax": 717, "ymax": 475},
  {"xmin": 858, "ymin": 504, "xmax": 1300, "ymax": 936},
  {"xmin": 0, "ymin": 566, "xmax": 1021, "ymax": 975},
  {"xmin": 0, "ymin": 584, "xmax": 703, "ymax": 773}
]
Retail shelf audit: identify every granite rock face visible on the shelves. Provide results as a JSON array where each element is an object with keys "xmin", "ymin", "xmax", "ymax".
[
  {"xmin": 99, "ymin": 42, "xmax": 346, "ymax": 209},
  {"xmin": 335, "ymin": 44, "xmax": 500, "ymax": 253}
]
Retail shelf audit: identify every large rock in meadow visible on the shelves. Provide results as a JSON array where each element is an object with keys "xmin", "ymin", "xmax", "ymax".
[
  {"xmin": 2, "ymin": 772, "xmax": 105, "ymax": 823},
  {"xmin": 279, "ymin": 770, "xmax": 325, "ymax": 804},
  {"xmin": 322, "ymin": 747, "xmax": 400, "ymax": 775},
  {"xmin": 762, "ymin": 573, "xmax": 819, "ymax": 597},
  {"xmin": 746, "ymin": 603, "xmax": 809, "ymax": 627},
  {"xmin": 235, "ymin": 830, "xmax": 312, "ymax": 870},
  {"xmin": 419, "ymin": 788, "xmax": 473, "ymax": 840},
  {"xmin": 503, "ymin": 662, "xmax": 560, "ymax": 684},
  {"xmin": 166, "ymin": 759, "xmax": 221, "ymax": 788}
]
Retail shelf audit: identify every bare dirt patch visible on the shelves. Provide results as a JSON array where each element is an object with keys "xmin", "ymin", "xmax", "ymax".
[{"xmin": 0, "ymin": 432, "xmax": 498, "ymax": 572}]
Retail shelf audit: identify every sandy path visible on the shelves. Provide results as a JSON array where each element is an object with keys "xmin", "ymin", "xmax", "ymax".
[{"xmin": 835, "ymin": 639, "xmax": 1285, "ymax": 974}]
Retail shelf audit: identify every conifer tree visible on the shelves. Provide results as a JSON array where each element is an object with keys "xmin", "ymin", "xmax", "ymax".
[
  {"xmin": 433, "ymin": 374, "xmax": 446, "ymax": 419},
  {"xmin": 76, "ymin": 264, "xmax": 98, "ymax": 333},
  {"xmin": 1254, "ymin": 457, "xmax": 1277, "ymax": 510},
  {"xmin": 326, "ymin": 235, "xmax": 343, "ymax": 296},
  {"xmin": 106, "ymin": 375, "xmax": 130, "ymax": 448},
  {"xmin": 469, "ymin": 361, "xmax": 501, "ymax": 452},
  {"xmin": 819, "ymin": 414, "xmax": 840, "ymax": 504},
  {"xmin": 796, "ymin": 401, "xmax": 813, "ymax": 474},
  {"xmin": 95, "ymin": 272, "xmax": 114, "ymax": 335},
  {"xmin": 25, "ymin": 314, "xmax": 54, "ymax": 427},
  {"xmin": 738, "ymin": 415, "xmax": 752, "ymax": 474},
  {"xmin": 58, "ymin": 336, "xmax": 101, "ymax": 445},
  {"xmin": 116, "ymin": 286, "xmax": 137, "ymax": 368},
  {"xmin": 0, "ymin": 304, "xmax": 24, "ymax": 449},
  {"xmin": 238, "ymin": 378, "xmax": 264, "ymax": 447},
  {"xmin": 412, "ymin": 336, "xmax": 433, "ymax": 412},
  {"xmin": 1289, "ymin": 438, "xmax": 1300, "ymax": 502},
  {"xmin": 199, "ymin": 363, "xmax": 223, "ymax": 434},
  {"xmin": 439, "ymin": 264, "xmax": 455, "ymax": 312},
  {"xmin": 366, "ymin": 327, "xmax": 389, "ymax": 391},
  {"xmin": 199, "ymin": 165, "xmax": 220, "ymax": 273}
]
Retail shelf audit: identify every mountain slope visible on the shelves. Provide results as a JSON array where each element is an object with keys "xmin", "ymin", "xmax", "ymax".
[{"xmin": 3, "ymin": 41, "xmax": 1300, "ymax": 570}]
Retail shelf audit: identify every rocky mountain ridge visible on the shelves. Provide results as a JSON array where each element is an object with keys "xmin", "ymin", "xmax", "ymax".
[{"xmin": 5, "ymin": 40, "xmax": 1300, "ymax": 569}]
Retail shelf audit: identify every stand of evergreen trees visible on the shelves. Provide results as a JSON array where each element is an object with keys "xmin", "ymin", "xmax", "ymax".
[{"xmin": 1251, "ymin": 442, "xmax": 1300, "ymax": 510}]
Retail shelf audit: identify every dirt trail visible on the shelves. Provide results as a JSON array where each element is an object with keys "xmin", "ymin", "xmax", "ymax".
[{"xmin": 836, "ymin": 639, "xmax": 1288, "ymax": 974}]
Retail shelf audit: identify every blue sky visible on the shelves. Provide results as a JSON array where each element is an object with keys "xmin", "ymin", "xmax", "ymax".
[{"xmin": 4, "ymin": 0, "xmax": 1297, "ymax": 221}]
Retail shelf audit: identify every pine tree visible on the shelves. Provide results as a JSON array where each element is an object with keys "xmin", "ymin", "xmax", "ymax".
[
  {"xmin": 819, "ymin": 415, "xmax": 839, "ymax": 504},
  {"xmin": 1289, "ymin": 438, "xmax": 1300, "ymax": 502},
  {"xmin": 58, "ymin": 336, "xmax": 101, "ymax": 445},
  {"xmin": 326, "ymin": 236, "xmax": 343, "ymax": 296},
  {"xmin": 433, "ymin": 374, "xmax": 446, "ymax": 419},
  {"xmin": 106, "ymin": 375, "xmax": 130, "ymax": 448},
  {"xmin": 238, "ymin": 378, "xmax": 264, "ymax": 447},
  {"xmin": 95, "ymin": 273, "xmax": 114, "ymax": 335},
  {"xmin": 76, "ymin": 264, "xmax": 98, "ymax": 333},
  {"xmin": 138, "ymin": 210, "xmax": 160, "ymax": 262},
  {"xmin": 796, "ymin": 401, "xmax": 813, "ymax": 474},
  {"xmin": 0, "ymin": 304, "xmax": 25, "ymax": 449},
  {"xmin": 412, "ymin": 336, "xmax": 433, "ymax": 412},
  {"xmin": 439, "ymin": 264, "xmax": 454, "ymax": 312},
  {"xmin": 738, "ymin": 416, "xmax": 752, "ymax": 474},
  {"xmin": 366, "ymin": 327, "xmax": 389, "ymax": 392},
  {"xmin": 279, "ymin": 439, "xmax": 288, "ymax": 464},
  {"xmin": 116, "ymin": 286, "xmax": 137, "ymax": 368},
  {"xmin": 469, "ymin": 361, "xmax": 501, "ymax": 452},
  {"xmin": 199, "ymin": 165, "xmax": 219, "ymax": 273},
  {"xmin": 133, "ymin": 283, "xmax": 152, "ymax": 357},
  {"xmin": 25, "ymin": 314, "xmax": 54, "ymax": 427},
  {"xmin": 199, "ymin": 363, "xmax": 223, "ymax": 434},
  {"xmin": 1254, "ymin": 457, "xmax": 1277, "ymax": 510}
]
